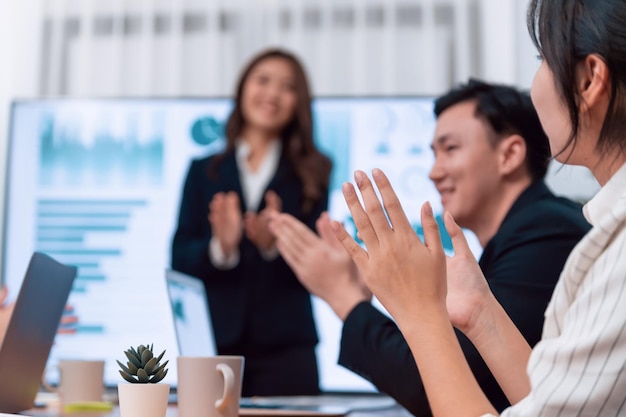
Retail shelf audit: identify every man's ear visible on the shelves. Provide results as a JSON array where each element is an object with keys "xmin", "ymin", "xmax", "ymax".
[{"xmin": 498, "ymin": 134, "xmax": 527, "ymax": 176}]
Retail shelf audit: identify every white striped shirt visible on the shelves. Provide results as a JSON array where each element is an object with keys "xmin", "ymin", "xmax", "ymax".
[{"xmin": 485, "ymin": 162, "xmax": 626, "ymax": 417}]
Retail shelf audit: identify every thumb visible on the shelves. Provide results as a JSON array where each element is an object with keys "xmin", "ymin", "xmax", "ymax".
[
  {"xmin": 265, "ymin": 190, "xmax": 282, "ymax": 211},
  {"xmin": 444, "ymin": 212, "xmax": 473, "ymax": 258}
]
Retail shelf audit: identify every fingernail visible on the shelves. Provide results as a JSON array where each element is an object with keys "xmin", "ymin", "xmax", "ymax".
[
  {"xmin": 354, "ymin": 171, "xmax": 364, "ymax": 186},
  {"xmin": 372, "ymin": 168, "xmax": 382, "ymax": 179},
  {"xmin": 424, "ymin": 201, "xmax": 433, "ymax": 216},
  {"xmin": 342, "ymin": 182, "xmax": 353, "ymax": 196}
]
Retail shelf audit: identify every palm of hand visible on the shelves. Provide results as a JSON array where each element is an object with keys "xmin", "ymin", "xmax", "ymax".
[
  {"xmin": 445, "ymin": 251, "xmax": 490, "ymax": 333},
  {"xmin": 361, "ymin": 232, "xmax": 447, "ymax": 322},
  {"xmin": 245, "ymin": 191, "xmax": 282, "ymax": 250},
  {"xmin": 209, "ymin": 192, "xmax": 243, "ymax": 254}
]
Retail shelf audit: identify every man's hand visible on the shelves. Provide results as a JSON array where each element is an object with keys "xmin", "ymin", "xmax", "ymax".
[{"xmin": 269, "ymin": 211, "xmax": 371, "ymax": 320}]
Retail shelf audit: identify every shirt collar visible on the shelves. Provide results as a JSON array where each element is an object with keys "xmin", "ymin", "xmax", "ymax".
[
  {"xmin": 235, "ymin": 139, "xmax": 282, "ymax": 167},
  {"xmin": 583, "ymin": 161, "xmax": 626, "ymax": 225}
]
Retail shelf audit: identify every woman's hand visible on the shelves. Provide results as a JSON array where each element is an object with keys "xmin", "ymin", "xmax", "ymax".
[
  {"xmin": 245, "ymin": 190, "xmax": 282, "ymax": 251},
  {"xmin": 208, "ymin": 192, "xmax": 243, "ymax": 257},
  {"xmin": 331, "ymin": 169, "xmax": 448, "ymax": 327},
  {"xmin": 443, "ymin": 213, "xmax": 494, "ymax": 337}
]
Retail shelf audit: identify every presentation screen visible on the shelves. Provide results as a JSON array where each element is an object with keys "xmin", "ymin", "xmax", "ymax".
[{"xmin": 3, "ymin": 96, "xmax": 451, "ymax": 393}]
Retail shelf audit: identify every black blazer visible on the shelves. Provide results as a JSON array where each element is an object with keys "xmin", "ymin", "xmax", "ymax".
[
  {"xmin": 338, "ymin": 181, "xmax": 591, "ymax": 416},
  {"xmin": 171, "ymin": 151, "xmax": 326, "ymax": 354}
]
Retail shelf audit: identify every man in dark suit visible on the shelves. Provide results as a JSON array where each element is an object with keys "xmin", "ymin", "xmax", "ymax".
[{"xmin": 268, "ymin": 79, "xmax": 591, "ymax": 416}]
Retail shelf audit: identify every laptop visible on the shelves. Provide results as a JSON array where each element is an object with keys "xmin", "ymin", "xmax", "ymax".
[
  {"xmin": 164, "ymin": 270, "xmax": 396, "ymax": 416},
  {"xmin": 0, "ymin": 252, "xmax": 77, "ymax": 413},
  {"xmin": 165, "ymin": 269, "xmax": 217, "ymax": 358}
]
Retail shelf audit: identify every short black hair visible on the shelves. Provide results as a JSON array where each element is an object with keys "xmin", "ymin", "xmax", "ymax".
[
  {"xmin": 434, "ymin": 78, "xmax": 551, "ymax": 180},
  {"xmin": 528, "ymin": 0, "xmax": 626, "ymax": 160}
]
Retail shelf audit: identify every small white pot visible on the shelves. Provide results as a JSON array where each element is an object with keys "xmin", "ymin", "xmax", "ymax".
[{"xmin": 118, "ymin": 382, "xmax": 170, "ymax": 417}]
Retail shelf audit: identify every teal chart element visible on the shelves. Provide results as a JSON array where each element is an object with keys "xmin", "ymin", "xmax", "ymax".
[{"xmin": 190, "ymin": 116, "xmax": 224, "ymax": 146}]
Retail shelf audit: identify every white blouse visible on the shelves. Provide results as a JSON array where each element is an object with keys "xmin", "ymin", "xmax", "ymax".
[
  {"xmin": 209, "ymin": 140, "xmax": 282, "ymax": 269},
  {"xmin": 485, "ymin": 162, "xmax": 626, "ymax": 416}
]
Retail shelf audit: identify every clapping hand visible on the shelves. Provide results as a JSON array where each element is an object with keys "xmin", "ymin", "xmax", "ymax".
[
  {"xmin": 209, "ymin": 191, "xmax": 243, "ymax": 257},
  {"xmin": 269, "ymin": 211, "xmax": 371, "ymax": 320},
  {"xmin": 244, "ymin": 190, "xmax": 282, "ymax": 251},
  {"xmin": 330, "ymin": 169, "xmax": 448, "ymax": 328}
]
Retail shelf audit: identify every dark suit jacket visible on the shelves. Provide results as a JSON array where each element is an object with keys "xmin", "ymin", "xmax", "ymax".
[
  {"xmin": 171, "ymin": 151, "xmax": 327, "ymax": 391},
  {"xmin": 338, "ymin": 181, "xmax": 591, "ymax": 416}
]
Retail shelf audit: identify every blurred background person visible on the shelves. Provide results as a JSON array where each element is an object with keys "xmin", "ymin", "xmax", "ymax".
[{"xmin": 171, "ymin": 48, "xmax": 332, "ymax": 396}]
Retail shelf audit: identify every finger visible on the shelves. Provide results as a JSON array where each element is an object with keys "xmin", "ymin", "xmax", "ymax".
[
  {"xmin": 274, "ymin": 214, "xmax": 317, "ymax": 253},
  {"xmin": 316, "ymin": 213, "xmax": 343, "ymax": 250},
  {"xmin": 421, "ymin": 202, "xmax": 443, "ymax": 255},
  {"xmin": 354, "ymin": 170, "xmax": 393, "ymax": 235},
  {"xmin": 265, "ymin": 190, "xmax": 282, "ymax": 212},
  {"xmin": 275, "ymin": 237, "xmax": 303, "ymax": 268},
  {"xmin": 342, "ymin": 180, "xmax": 378, "ymax": 248},
  {"xmin": 371, "ymin": 168, "xmax": 413, "ymax": 232},
  {"xmin": 225, "ymin": 192, "xmax": 240, "ymax": 210},
  {"xmin": 209, "ymin": 194, "xmax": 224, "ymax": 217},
  {"xmin": 243, "ymin": 214, "xmax": 257, "ymax": 240},
  {"xmin": 330, "ymin": 220, "xmax": 369, "ymax": 270},
  {"xmin": 444, "ymin": 212, "xmax": 474, "ymax": 259}
]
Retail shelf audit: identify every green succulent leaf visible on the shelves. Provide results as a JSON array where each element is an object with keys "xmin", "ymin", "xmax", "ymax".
[
  {"xmin": 149, "ymin": 368, "xmax": 168, "ymax": 383},
  {"xmin": 154, "ymin": 350, "xmax": 166, "ymax": 365},
  {"xmin": 129, "ymin": 346, "xmax": 140, "ymax": 361},
  {"xmin": 119, "ymin": 371, "xmax": 138, "ymax": 383},
  {"xmin": 153, "ymin": 360, "xmax": 169, "ymax": 375},
  {"xmin": 116, "ymin": 360, "xmax": 132, "ymax": 375},
  {"xmin": 127, "ymin": 361, "xmax": 138, "ymax": 373},
  {"xmin": 119, "ymin": 343, "xmax": 169, "ymax": 383},
  {"xmin": 140, "ymin": 348, "xmax": 153, "ymax": 365},
  {"xmin": 143, "ymin": 357, "xmax": 157, "ymax": 374},
  {"xmin": 125, "ymin": 350, "xmax": 142, "ymax": 369},
  {"xmin": 136, "ymin": 368, "xmax": 149, "ymax": 383}
]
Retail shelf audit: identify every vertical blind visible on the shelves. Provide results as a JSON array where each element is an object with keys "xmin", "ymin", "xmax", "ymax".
[{"xmin": 39, "ymin": 0, "xmax": 482, "ymax": 97}]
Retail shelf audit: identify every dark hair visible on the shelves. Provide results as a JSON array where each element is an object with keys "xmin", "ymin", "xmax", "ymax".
[
  {"xmin": 434, "ymin": 78, "xmax": 551, "ymax": 180},
  {"xmin": 211, "ymin": 48, "xmax": 331, "ymax": 215},
  {"xmin": 528, "ymin": 0, "xmax": 626, "ymax": 159}
]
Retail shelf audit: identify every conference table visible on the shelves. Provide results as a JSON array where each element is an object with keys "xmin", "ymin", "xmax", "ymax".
[
  {"xmin": 25, "ymin": 407, "xmax": 413, "ymax": 417},
  {"xmin": 24, "ymin": 395, "xmax": 414, "ymax": 417}
]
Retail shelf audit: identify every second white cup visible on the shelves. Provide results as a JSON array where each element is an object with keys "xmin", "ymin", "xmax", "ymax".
[
  {"xmin": 53, "ymin": 359, "xmax": 105, "ymax": 405},
  {"xmin": 177, "ymin": 356, "xmax": 244, "ymax": 417}
]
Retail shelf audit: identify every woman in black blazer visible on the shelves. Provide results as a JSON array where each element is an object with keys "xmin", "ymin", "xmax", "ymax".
[{"xmin": 171, "ymin": 49, "xmax": 331, "ymax": 396}]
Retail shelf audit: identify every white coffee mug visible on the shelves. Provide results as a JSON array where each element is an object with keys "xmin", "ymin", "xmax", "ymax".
[
  {"xmin": 44, "ymin": 359, "xmax": 105, "ymax": 405},
  {"xmin": 177, "ymin": 356, "xmax": 244, "ymax": 417}
]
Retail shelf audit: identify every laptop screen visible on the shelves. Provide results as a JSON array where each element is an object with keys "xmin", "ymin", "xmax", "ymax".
[{"xmin": 165, "ymin": 269, "xmax": 217, "ymax": 358}]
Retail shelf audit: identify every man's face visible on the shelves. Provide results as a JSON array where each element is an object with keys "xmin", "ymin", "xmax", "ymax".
[{"xmin": 429, "ymin": 100, "xmax": 502, "ymax": 229}]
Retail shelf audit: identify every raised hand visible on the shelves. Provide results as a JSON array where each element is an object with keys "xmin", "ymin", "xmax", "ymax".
[
  {"xmin": 245, "ymin": 190, "xmax": 282, "ymax": 251},
  {"xmin": 268, "ymin": 211, "xmax": 370, "ymax": 320},
  {"xmin": 443, "ymin": 213, "xmax": 500, "ymax": 338},
  {"xmin": 209, "ymin": 191, "xmax": 243, "ymax": 257},
  {"xmin": 331, "ymin": 169, "xmax": 448, "ymax": 327}
]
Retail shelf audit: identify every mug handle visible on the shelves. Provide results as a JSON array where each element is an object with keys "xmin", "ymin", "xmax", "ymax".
[
  {"xmin": 214, "ymin": 364, "xmax": 235, "ymax": 411},
  {"xmin": 41, "ymin": 367, "xmax": 60, "ymax": 394}
]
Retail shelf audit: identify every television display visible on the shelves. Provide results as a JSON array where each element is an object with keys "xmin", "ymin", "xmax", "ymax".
[{"xmin": 3, "ymin": 96, "xmax": 465, "ymax": 392}]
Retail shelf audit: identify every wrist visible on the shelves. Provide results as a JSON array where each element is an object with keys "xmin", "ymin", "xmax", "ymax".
[
  {"xmin": 327, "ymin": 287, "xmax": 371, "ymax": 321},
  {"xmin": 460, "ymin": 292, "xmax": 502, "ymax": 345}
]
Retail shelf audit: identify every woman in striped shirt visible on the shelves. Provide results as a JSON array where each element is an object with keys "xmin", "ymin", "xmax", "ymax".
[{"xmin": 331, "ymin": 0, "xmax": 626, "ymax": 415}]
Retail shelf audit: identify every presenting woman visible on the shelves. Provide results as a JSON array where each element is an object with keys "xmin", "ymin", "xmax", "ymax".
[{"xmin": 171, "ymin": 49, "xmax": 331, "ymax": 396}]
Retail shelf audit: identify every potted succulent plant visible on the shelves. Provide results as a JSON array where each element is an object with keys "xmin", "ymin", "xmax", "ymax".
[{"xmin": 116, "ymin": 344, "xmax": 170, "ymax": 417}]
